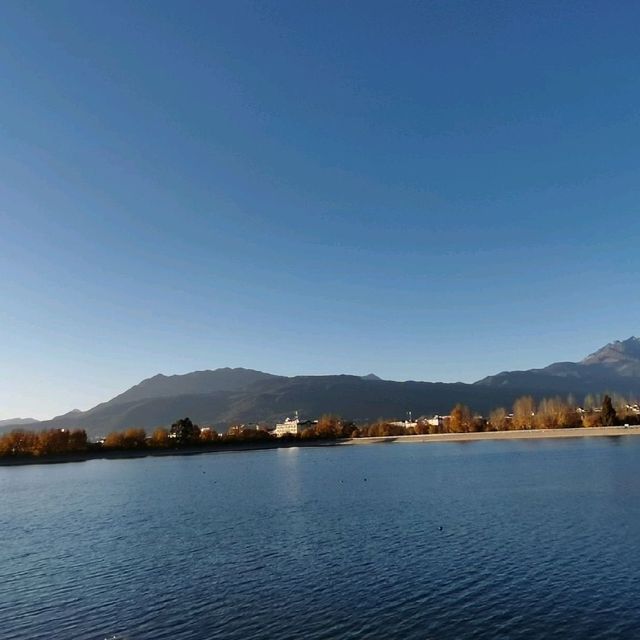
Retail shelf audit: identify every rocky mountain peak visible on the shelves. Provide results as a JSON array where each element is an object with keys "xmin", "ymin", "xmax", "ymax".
[{"xmin": 581, "ymin": 336, "xmax": 640, "ymax": 366}]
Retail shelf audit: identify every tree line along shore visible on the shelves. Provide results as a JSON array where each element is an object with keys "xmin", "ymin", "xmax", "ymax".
[{"xmin": 1, "ymin": 394, "xmax": 638, "ymax": 462}]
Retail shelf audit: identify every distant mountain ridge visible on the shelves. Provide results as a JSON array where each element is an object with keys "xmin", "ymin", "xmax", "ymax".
[
  {"xmin": 6, "ymin": 338, "xmax": 640, "ymax": 439},
  {"xmin": 20, "ymin": 374, "xmax": 527, "ymax": 439},
  {"xmin": 105, "ymin": 368, "xmax": 281, "ymax": 406},
  {"xmin": 475, "ymin": 337, "xmax": 640, "ymax": 392}
]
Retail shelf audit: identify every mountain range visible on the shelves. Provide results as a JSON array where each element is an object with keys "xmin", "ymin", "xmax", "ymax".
[{"xmin": 4, "ymin": 337, "xmax": 640, "ymax": 438}]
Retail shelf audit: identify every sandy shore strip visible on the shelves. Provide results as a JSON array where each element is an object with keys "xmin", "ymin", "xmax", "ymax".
[{"xmin": 349, "ymin": 426, "xmax": 640, "ymax": 445}]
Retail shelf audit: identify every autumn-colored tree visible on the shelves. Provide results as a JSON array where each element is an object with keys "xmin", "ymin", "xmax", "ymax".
[
  {"xmin": 123, "ymin": 429, "xmax": 147, "ymax": 448},
  {"xmin": 0, "ymin": 434, "xmax": 11, "ymax": 457},
  {"xmin": 367, "ymin": 422, "xmax": 383, "ymax": 437},
  {"xmin": 150, "ymin": 427, "xmax": 170, "ymax": 448},
  {"xmin": 0, "ymin": 430, "xmax": 39, "ymax": 456},
  {"xmin": 488, "ymin": 407, "xmax": 509, "ymax": 431},
  {"xmin": 340, "ymin": 420, "xmax": 356, "ymax": 437},
  {"xmin": 473, "ymin": 416, "xmax": 488, "ymax": 432},
  {"xmin": 535, "ymin": 398, "xmax": 557, "ymax": 429},
  {"xmin": 103, "ymin": 429, "xmax": 146, "ymax": 449},
  {"xmin": 556, "ymin": 400, "xmax": 581, "ymax": 429},
  {"xmin": 35, "ymin": 429, "xmax": 69, "ymax": 455},
  {"xmin": 68, "ymin": 429, "xmax": 88, "ymax": 452},
  {"xmin": 315, "ymin": 415, "xmax": 338, "ymax": 438},
  {"xmin": 512, "ymin": 396, "xmax": 535, "ymax": 430},
  {"xmin": 582, "ymin": 411, "xmax": 602, "ymax": 428},
  {"xmin": 300, "ymin": 427, "xmax": 318, "ymax": 440},
  {"xmin": 414, "ymin": 421, "xmax": 430, "ymax": 435},
  {"xmin": 315, "ymin": 415, "xmax": 351, "ymax": 438},
  {"xmin": 529, "ymin": 397, "xmax": 580, "ymax": 429},
  {"xmin": 366, "ymin": 421, "xmax": 404, "ymax": 437},
  {"xmin": 0, "ymin": 428, "xmax": 86, "ymax": 458},
  {"xmin": 448, "ymin": 404, "xmax": 473, "ymax": 433},
  {"xmin": 104, "ymin": 431, "xmax": 125, "ymax": 449},
  {"xmin": 199, "ymin": 428, "xmax": 219, "ymax": 443}
]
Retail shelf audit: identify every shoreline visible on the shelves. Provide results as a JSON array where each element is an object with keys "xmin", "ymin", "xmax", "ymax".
[{"xmin": 2, "ymin": 426, "xmax": 639, "ymax": 467}]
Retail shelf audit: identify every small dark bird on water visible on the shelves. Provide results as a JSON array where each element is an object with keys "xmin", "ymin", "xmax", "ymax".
[{"xmin": 439, "ymin": 526, "xmax": 443, "ymax": 531}]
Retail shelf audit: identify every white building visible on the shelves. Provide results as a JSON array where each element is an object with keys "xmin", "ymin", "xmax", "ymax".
[{"xmin": 274, "ymin": 413, "xmax": 317, "ymax": 437}]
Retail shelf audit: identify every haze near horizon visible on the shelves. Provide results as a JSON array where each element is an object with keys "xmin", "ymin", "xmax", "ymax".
[{"xmin": 2, "ymin": 1, "xmax": 640, "ymax": 420}]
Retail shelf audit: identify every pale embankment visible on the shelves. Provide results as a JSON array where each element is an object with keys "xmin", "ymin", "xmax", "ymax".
[{"xmin": 349, "ymin": 426, "xmax": 640, "ymax": 445}]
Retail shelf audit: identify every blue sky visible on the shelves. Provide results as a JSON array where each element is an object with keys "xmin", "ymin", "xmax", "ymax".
[{"xmin": 1, "ymin": 1, "xmax": 640, "ymax": 419}]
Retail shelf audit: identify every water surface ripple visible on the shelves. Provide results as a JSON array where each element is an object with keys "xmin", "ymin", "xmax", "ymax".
[{"xmin": 2, "ymin": 438, "xmax": 640, "ymax": 639}]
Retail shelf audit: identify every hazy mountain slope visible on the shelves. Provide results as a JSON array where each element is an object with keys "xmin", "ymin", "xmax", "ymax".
[
  {"xmin": 213, "ymin": 375, "xmax": 533, "ymax": 425},
  {"xmin": 46, "ymin": 391, "xmax": 238, "ymax": 435}
]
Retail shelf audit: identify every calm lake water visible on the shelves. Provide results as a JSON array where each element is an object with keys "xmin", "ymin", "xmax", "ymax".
[{"xmin": 2, "ymin": 437, "xmax": 640, "ymax": 639}]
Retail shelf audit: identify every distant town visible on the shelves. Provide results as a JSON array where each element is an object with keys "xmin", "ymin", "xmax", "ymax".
[{"xmin": 2, "ymin": 393, "xmax": 640, "ymax": 463}]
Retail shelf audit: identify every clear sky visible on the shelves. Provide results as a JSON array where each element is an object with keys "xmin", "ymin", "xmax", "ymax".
[{"xmin": 2, "ymin": 1, "xmax": 640, "ymax": 419}]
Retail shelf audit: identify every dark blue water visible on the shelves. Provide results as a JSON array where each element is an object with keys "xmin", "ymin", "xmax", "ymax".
[{"xmin": 2, "ymin": 437, "xmax": 640, "ymax": 639}]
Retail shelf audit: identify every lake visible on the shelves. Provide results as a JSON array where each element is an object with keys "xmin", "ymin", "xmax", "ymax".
[{"xmin": 2, "ymin": 437, "xmax": 640, "ymax": 639}]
